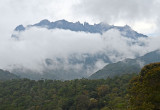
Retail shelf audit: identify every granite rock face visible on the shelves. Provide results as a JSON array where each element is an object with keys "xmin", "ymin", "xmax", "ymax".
[{"xmin": 13, "ymin": 19, "xmax": 147, "ymax": 39}]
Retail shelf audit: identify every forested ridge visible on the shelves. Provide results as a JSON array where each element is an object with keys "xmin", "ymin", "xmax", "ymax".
[
  {"xmin": 0, "ymin": 74, "xmax": 136, "ymax": 110},
  {"xmin": 0, "ymin": 69, "xmax": 19, "ymax": 81},
  {"xmin": 0, "ymin": 63, "xmax": 160, "ymax": 110}
]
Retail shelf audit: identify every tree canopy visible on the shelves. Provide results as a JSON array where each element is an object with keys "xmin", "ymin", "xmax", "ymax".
[
  {"xmin": 0, "ymin": 74, "xmax": 136, "ymax": 110},
  {"xmin": 129, "ymin": 62, "xmax": 160, "ymax": 110}
]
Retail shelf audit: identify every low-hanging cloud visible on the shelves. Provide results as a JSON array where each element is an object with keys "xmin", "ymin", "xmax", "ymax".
[{"xmin": 0, "ymin": 27, "xmax": 160, "ymax": 77}]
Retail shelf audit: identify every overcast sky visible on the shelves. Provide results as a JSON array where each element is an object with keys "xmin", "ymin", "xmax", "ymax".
[{"xmin": 0, "ymin": 0, "xmax": 160, "ymax": 36}]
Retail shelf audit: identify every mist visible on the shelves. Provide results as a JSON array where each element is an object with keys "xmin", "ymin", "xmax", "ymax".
[{"xmin": 0, "ymin": 27, "xmax": 160, "ymax": 77}]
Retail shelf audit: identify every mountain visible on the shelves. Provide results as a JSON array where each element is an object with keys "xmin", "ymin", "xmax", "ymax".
[
  {"xmin": 13, "ymin": 19, "xmax": 147, "ymax": 39},
  {"xmin": 0, "ymin": 69, "xmax": 19, "ymax": 81},
  {"xmin": 89, "ymin": 50, "xmax": 160, "ymax": 79},
  {"xmin": 10, "ymin": 19, "xmax": 149, "ymax": 80}
]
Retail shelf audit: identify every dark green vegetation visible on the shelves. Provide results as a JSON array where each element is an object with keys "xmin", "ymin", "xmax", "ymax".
[
  {"xmin": 129, "ymin": 62, "xmax": 160, "ymax": 110},
  {"xmin": 0, "ymin": 69, "xmax": 19, "ymax": 81},
  {"xmin": 0, "ymin": 62, "xmax": 160, "ymax": 110},
  {"xmin": 90, "ymin": 50, "xmax": 160, "ymax": 79},
  {"xmin": 0, "ymin": 74, "xmax": 136, "ymax": 110}
]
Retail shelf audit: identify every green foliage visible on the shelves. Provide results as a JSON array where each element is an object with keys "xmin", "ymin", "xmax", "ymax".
[
  {"xmin": 129, "ymin": 62, "xmax": 160, "ymax": 110},
  {"xmin": 0, "ymin": 74, "xmax": 136, "ymax": 110}
]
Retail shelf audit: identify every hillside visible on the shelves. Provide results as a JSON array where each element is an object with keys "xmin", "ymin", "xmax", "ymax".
[
  {"xmin": 0, "ymin": 69, "xmax": 19, "ymax": 80},
  {"xmin": 89, "ymin": 50, "xmax": 160, "ymax": 79}
]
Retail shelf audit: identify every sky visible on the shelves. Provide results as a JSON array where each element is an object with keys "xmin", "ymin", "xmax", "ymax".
[
  {"xmin": 0, "ymin": 0, "xmax": 160, "ymax": 76},
  {"xmin": 0, "ymin": 0, "xmax": 160, "ymax": 36}
]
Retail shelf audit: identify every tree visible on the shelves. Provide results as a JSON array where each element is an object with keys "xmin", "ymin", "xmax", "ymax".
[
  {"xmin": 97, "ymin": 85, "xmax": 109, "ymax": 97},
  {"xmin": 129, "ymin": 62, "xmax": 160, "ymax": 110},
  {"xmin": 76, "ymin": 95, "xmax": 89, "ymax": 110}
]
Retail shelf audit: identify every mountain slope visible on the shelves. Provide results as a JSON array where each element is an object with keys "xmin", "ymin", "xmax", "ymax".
[
  {"xmin": 0, "ymin": 69, "xmax": 19, "ymax": 80},
  {"xmin": 89, "ymin": 50, "xmax": 160, "ymax": 79},
  {"xmin": 13, "ymin": 19, "xmax": 147, "ymax": 39}
]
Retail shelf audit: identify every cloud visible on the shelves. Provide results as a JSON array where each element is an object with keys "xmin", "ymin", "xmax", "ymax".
[
  {"xmin": 1, "ymin": 27, "xmax": 160, "ymax": 77},
  {"xmin": 1, "ymin": 0, "xmax": 160, "ymax": 37},
  {"xmin": 0, "ymin": 28, "xmax": 104, "ymax": 74},
  {"xmin": 77, "ymin": 0, "xmax": 157, "ymax": 21},
  {"xmin": 0, "ymin": 0, "xmax": 79, "ymax": 41},
  {"xmin": 1, "ymin": 0, "xmax": 160, "ymax": 79},
  {"xmin": 1, "ymin": 0, "xmax": 160, "ymax": 36},
  {"xmin": 73, "ymin": 0, "xmax": 160, "ymax": 34}
]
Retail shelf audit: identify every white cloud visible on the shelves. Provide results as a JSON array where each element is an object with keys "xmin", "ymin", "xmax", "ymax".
[
  {"xmin": 0, "ymin": 0, "xmax": 80, "ymax": 40},
  {"xmin": 73, "ymin": 0, "xmax": 160, "ymax": 34},
  {"xmin": 1, "ymin": 27, "xmax": 160, "ymax": 77}
]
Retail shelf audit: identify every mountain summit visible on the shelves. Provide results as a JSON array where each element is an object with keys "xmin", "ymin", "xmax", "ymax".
[{"xmin": 13, "ymin": 19, "xmax": 147, "ymax": 39}]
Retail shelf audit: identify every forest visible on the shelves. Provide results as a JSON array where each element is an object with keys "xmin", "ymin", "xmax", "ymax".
[{"xmin": 0, "ymin": 63, "xmax": 160, "ymax": 110}]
